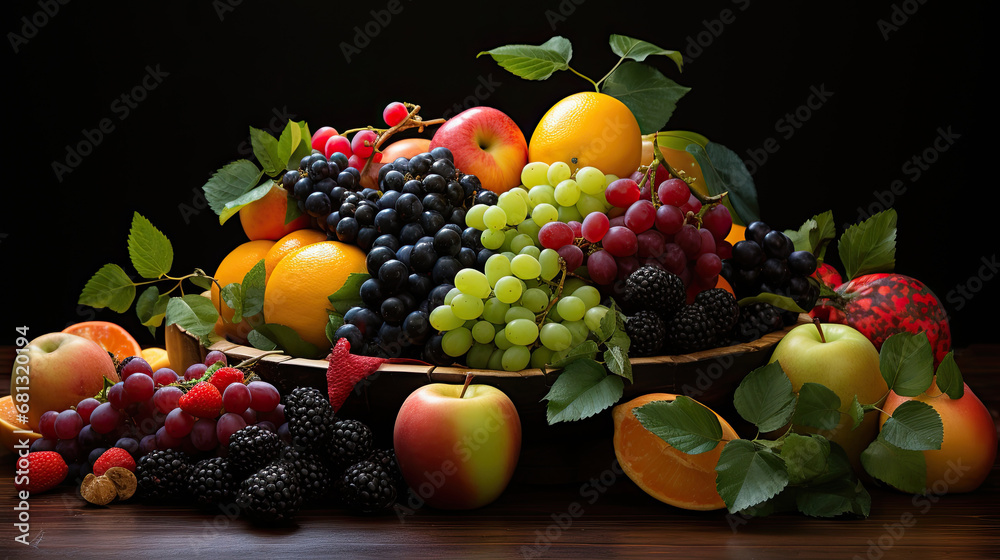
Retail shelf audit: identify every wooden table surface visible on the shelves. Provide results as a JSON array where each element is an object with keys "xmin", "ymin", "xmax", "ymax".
[{"xmin": 3, "ymin": 345, "xmax": 999, "ymax": 559}]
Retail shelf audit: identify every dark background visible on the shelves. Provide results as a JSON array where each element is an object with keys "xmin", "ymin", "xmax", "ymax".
[{"xmin": 2, "ymin": 0, "xmax": 992, "ymax": 348}]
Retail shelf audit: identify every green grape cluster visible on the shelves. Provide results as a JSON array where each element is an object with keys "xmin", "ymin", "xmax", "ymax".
[
  {"xmin": 429, "ymin": 252, "xmax": 611, "ymax": 372},
  {"xmin": 519, "ymin": 161, "xmax": 617, "ymax": 223}
]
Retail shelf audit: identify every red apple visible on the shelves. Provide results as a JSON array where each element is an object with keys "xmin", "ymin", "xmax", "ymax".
[
  {"xmin": 880, "ymin": 382, "xmax": 997, "ymax": 493},
  {"xmin": 430, "ymin": 107, "xmax": 528, "ymax": 194},
  {"xmin": 11, "ymin": 332, "xmax": 120, "ymax": 430},
  {"xmin": 393, "ymin": 381, "xmax": 521, "ymax": 509}
]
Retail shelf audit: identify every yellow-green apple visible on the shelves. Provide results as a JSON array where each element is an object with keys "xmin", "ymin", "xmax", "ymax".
[
  {"xmin": 768, "ymin": 322, "xmax": 887, "ymax": 473},
  {"xmin": 430, "ymin": 107, "xmax": 527, "ymax": 194},
  {"xmin": 393, "ymin": 380, "xmax": 521, "ymax": 509},
  {"xmin": 12, "ymin": 332, "xmax": 120, "ymax": 430},
  {"xmin": 880, "ymin": 381, "xmax": 997, "ymax": 493}
]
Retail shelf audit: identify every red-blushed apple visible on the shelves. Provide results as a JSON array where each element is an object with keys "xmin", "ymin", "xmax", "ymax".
[
  {"xmin": 379, "ymin": 138, "xmax": 431, "ymax": 161},
  {"xmin": 430, "ymin": 107, "xmax": 527, "ymax": 194},
  {"xmin": 880, "ymin": 381, "xmax": 997, "ymax": 493},
  {"xmin": 12, "ymin": 332, "xmax": 120, "ymax": 430},
  {"xmin": 768, "ymin": 321, "xmax": 887, "ymax": 473},
  {"xmin": 393, "ymin": 379, "xmax": 521, "ymax": 509}
]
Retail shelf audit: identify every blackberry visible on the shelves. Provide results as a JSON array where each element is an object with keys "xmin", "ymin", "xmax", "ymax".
[
  {"xmin": 368, "ymin": 448, "xmax": 405, "ymax": 491},
  {"xmin": 274, "ymin": 446, "xmax": 331, "ymax": 504},
  {"xmin": 228, "ymin": 425, "xmax": 282, "ymax": 475},
  {"xmin": 336, "ymin": 460, "xmax": 397, "ymax": 513},
  {"xmin": 188, "ymin": 457, "xmax": 237, "ymax": 508},
  {"xmin": 734, "ymin": 302, "xmax": 784, "ymax": 342},
  {"xmin": 665, "ymin": 304, "xmax": 717, "ymax": 353},
  {"xmin": 328, "ymin": 419, "xmax": 374, "ymax": 469},
  {"xmin": 625, "ymin": 266, "xmax": 685, "ymax": 319},
  {"xmin": 283, "ymin": 387, "xmax": 338, "ymax": 455},
  {"xmin": 624, "ymin": 311, "xmax": 666, "ymax": 357},
  {"xmin": 695, "ymin": 288, "xmax": 740, "ymax": 335},
  {"xmin": 136, "ymin": 449, "xmax": 192, "ymax": 501},
  {"xmin": 237, "ymin": 463, "xmax": 303, "ymax": 523}
]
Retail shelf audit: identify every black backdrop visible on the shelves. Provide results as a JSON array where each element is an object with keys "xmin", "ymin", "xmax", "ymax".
[{"xmin": 2, "ymin": 0, "xmax": 993, "ymax": 349}]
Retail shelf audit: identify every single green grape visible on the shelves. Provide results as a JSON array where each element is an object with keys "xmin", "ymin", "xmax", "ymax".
[
  {"xmin": 442, "ymin": 327, "xmax": 474, "ymax": 357},
  {"xmin": 494, "ymin": 276, "xmax": 523, "ymax": 304},
  {"xmin": 485, "ymin": 254, "xmax": 512, "ymax": 287},
  {"xmin": 481, "ymin": 228, "xmax": 505, "ymax": 250},
  {"xmin": 546, "ymin": 303, "xmax": 563, "ymax": 322},
  {"xmin": 539, "ymin": 248, "xmax": 561, "ymax": 281},
  {"xmin": 584, "ymin": 305, "xmax": 609, "ymax": 332},
  {"xmin": 556, "ymin": 296, "xmax": 586, "ymax": 322},
  {"xmin": 501, "ymin": 345, "xmax": 531, "ymax": 371},
  {"xmin": 482, "ymin": 298, "xmax": 510, "ymax": 324},
  {"xmin": 465, "ymin": 204, "xmax": 489, "ymax": 230},
  {"xmin": 504, "ymin": 305, "xmax": 535, "ymax": 323},
  {"xmin": 451, "ymin": 293, "xmax": 485, "ymax": 321},
  {"xmin": 510, "ymin": 234, "xmax": 535, "ymax": 254},
  {"xmin": 466, "ymin": 342, "xmax": 495, "ymax": 369},
  {"xmin": 572, "ymin": 286, "xmax": 601, "ymax": 309},
  {"xmin": 519, "ymin": 288, "xmax": 549, "ymax": 313},
  {"xmin": 539, "ymin": 322, "xmax": 572, "ymax": 351},
  {"xmin": 604, "ymin": 173, "xmax": 619, "ymax": 187},
  {"xmin": 430, "ymin": 305, "xmax": 464, "ymax": 331},
  {"xmin": 520, "ymin": 162, "xmax": 550, "ymax": 188},
  {"xmin": 464, "ymin": 319, "xmax": 478, "ymax": 330},
  {"xmin": 472, "ymin": 321, "xmax": 496, "ymax": 344},
  {"xmin": 557, "ymin": 204, "xmax": 582, "ymax": 224},
  {"xmin": 518, "ymin": 245, "xmax": 541, "ymax": 259},
  {"xmin": 546, "ymin": 161, "xmax": 572, "ymax": 186},
  {"xmin": 576, "ymin": 193, "xmax": 605, "ymax": 217},
  {"xmin": 563, "ymin": 320, "xmax": 589, "ymax": 345},
  {"xmin": 576, "ymin": 166, "xmax": 606, "ymax": 195},
  {"xmin": 528, "ymin": 184, "xmax": 557, "ymax": 207},
  {"xmin": 511, "ymin": 187, "xmax": 534, "ymax": 214},
  {"xmin": 516, "ymin": 219, "xmax": 541, "ymax": 242},
  {"xmin": 454, "ymin": 268, "xmax": 491, "ymax": 299},
  {"xmin": 487, "ymin": 348, "xmax": 505, "ymax": 370},
  {"xmin": 501, "ymin": 228, "xmax": 519, "ymax": 253},
  {"xmin": 563, "ymin": 277, "xmax": 588, "ymax": 295},
  {"xmin": 444, "ymin": 287, "xmax": 461, "ymax": 305},
  {"xmin": 530, "ymin": 346, "xmax": 555, "ymax": 369},
  {"xmin": 510, "ymin": 254, "xmax": 542, "ymax": 280},
  {"xmin": 505, "ymin": 318, "xmax": 539, "ymax": 346},
  {"xmin": 553, "ymin": 179, "xmax": 581, "ymax": 207},
  {"xmin": 497, "ymin": 192, "xmax": 528, "ymax": 225},
  {"xmin": 483, "ymin": 205, "xmax": 508, "ymax": 231},
  {"xmin": 530, "ymin": 203, "xmax": 559, "ymax": 227},
  {"xmin": 494, "ymin": 328, "xmax": 513, "ymax": 350}
]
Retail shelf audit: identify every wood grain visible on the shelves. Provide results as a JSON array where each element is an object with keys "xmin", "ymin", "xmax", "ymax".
[{"xmin": 2, "ymin": 344, "xmax": 998, "ymax": 559}]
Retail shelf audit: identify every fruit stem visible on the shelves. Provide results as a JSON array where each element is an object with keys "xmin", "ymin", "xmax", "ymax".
[
  {"xmin": 359, "ymin": 103, "xmax": 447, "ymax": 178},
  {"xmin": 234, "ymin": 350, "xmax": 285, "ymax": 369},
  {"xmin": 812, "ymin": 317, "xmax": 827, "ymax": 343},
  {"xmin": 567, "ymin": 66, "xmax": 600, "ymax": 91},
  {"xmin": 459, "ymin": 373, "xmax": 475, "ymax": 398},
  {"xmin": 595, "ymin": 54, "xmax": 629, "ymax": 89}
]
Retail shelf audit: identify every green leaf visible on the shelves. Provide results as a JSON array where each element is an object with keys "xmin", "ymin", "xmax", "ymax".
[
  {"xmin": 784, "ymin": 219, "xmax": 817, "ymax": 253},
  {"xmin": 250, "ymin": 126, "xmax": 283, "ymax": 176},
  {"xmin": 737, "ymin": 293, "xmax": 806, "ymax": 314},
  {"xmin": 839, "ymin": 208, "xmax": 897, "ymax": 280},
  {"xmin": 543, "ymin": 359, "xmax": 624, "ymax": 424},
  {"xmin": 127, "ymin": 212, "xmax": 173, "ymax": 279},
  {"xmin": 633, "ymin": 396, "xmax": 725, "ymax": 454},
  {"xmin": 716, "ymin": 439, "xmax": 789, "ymax": 513},
  {"xmin": 847, "ymin": 396, "xmax": 865, "ymax": 430},
  {"xmin": 219, "ymin": 180, "xmax": 274, "ymax": 225},
  {"xmin": 545, "ymin": 340, "xmax": 598, "ymax": 369},
  {"xmin": 733, "ymin": 361, "xmax": 796, "ymax": 432},
  {"xmin": 686, "ymin": 142, "xmax": 761, "ymax": 225},
  {"xmin": 880, "ymin": 400, "xmax": 943, "ymax": 451},
  {"xmin": 326, "ymin": 313, "xmax": 345, "ymax": 346},
  {"xmin": 189, "ymin": 269, "xmax": 214, "ymax": 291},
  {"xmin": 608, "ymin": 34, "xmax": 683, "ymax": 72},
  {"xmin": 135, "ymin": 286, "xmax": 169, "ymax": 332},
  {"xmin": 813, "ymin": 440, "xmax": 854, "ymax": 484},
  {"xmin": 165, "ymin": 294, "xmax": 219, "ymax": 337},
  {"xmin": 597, "ymin": 300, "xmax": 619, "ymax": 342},
  {"xmin": 860, "ymin": 436, "xmax": 926, "ymax": 494},
  {"xmin": 327, "ymin": 272, "xmax": 371, "ymax": 315},
  {"xmin": 252, "ymin": 323, "xmax": 322, "ymax": 359},
  {"xmin": 276, "ymin": 120, "xmax": 302, "ymax": 170},
  {"xmin": 284, "ymin": 188, "xmax": 303, "ymax": 225},
  {"xmin": 879, "ymin": 332, "xmax": 934, "ymax": 396},
  {"xmin": 792, "ymin": 383, "xmax": 842, "ymax": 430},
  {"xmin": 220, "ymin": 282, "xmax": 243, "ymax": 323},
  {"xmin": 476, "ymin": 36, "xmax": 573, "ymax": 81},
  {"xmin": 795, "ymin": 478, "xmax": 871, "ymax": 518},
  {"xmin": 202, "ymin": 159, "xmax": 264, "ymax": 217},
  {"xmin": 783, "ymin": 211, "xmax": 836, "ymax": 261},
  {"xmin": 934, "ymin": 351, "xmax": 965, "ymax": 399},
  {"xmin": 604, "ymin": 345, "xmax": 632, "ymax": 382},
  {"xmin": 286, "ymin": 121, "xmax": 312, "ymax": 170},
  {"xmin": 79, "ymin": 264, "xmax": 136, "ymax": 313},
  {"xmin": 601, "ymin": 61, "xmax": 689, "ymax": 134},
  {"xmin": 247, "ymin": 329, "xmax": 278, "ymax": 351},
  {"xmin": 781, "ymin": 433, "xmax": 831, "ymax": 485},
  {"xmin": 241, "ymin": 259, "xmax": 266, "ymax": 318}
]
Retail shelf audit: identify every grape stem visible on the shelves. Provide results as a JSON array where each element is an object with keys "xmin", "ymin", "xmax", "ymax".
[
  {"xmin": 536, "ymin": 261, "xmax": 569, "ymax": 326},
  {"xmin": 339, "ymin": 103, "xmax": 448, "ymax": 179}
]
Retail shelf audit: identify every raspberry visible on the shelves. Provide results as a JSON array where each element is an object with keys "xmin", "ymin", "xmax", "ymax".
[
  {"xmin": 93, "ymin": 447, "xmax": 137, "ymax": 476},
  {"xmin": 14, "ymin": 452, "xmax": 68, "ymax": 494},
  {"xmin": 208, "ymin": 367, "xmax": 245, "ymax": 394},
  {"xmin": 179, "ymin": 382, "xmax": 223, "ymax": 418}
]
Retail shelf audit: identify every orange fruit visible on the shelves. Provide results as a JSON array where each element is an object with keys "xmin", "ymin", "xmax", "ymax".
[
  {"xmin": 62, "ymin": 321, "xmax": 142, "ymax": 361},
  {"xmin": 211, "ymin": 239, "xmax": 276, "ymax": 344},
  {"xmin": 613, "ymin": 393, "xmax": 739, "ymax": 511},
  {"xmin": 264, "ymin": 241, "xmax": 367, "ymax": 350},
  {"xmin": 716, "ymin": 275, "xmax": 736, "ymax": 298},
  {"xmin": 239, "ymin": 184, "xmax": 311, "ymax": 241},
  {"xmin": 725, "ymin": 224, "xmax": 746, "ymax": 245},
  {"xmin": 379, "ymin": 138, "xmax": 431, "ymax": 161},
  {"xmin": 264, "ymin": 228, "xmax": 328, "ymax": 284},
  {"xmin": 0, "ymin": 395, "xmax": 42, "ymax": 453},
  {"xmin": 140, "ymin": 347, "xmax": 171, "ymax": 371},
  {"xmin": 528, "ymin": 92, "xmax": 642, "ymax": 178}
]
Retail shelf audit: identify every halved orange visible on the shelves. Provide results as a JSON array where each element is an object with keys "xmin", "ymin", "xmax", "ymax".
[
  {"xmin": 140, "ymin": 347, "xmax": 171, "ymax": 371},
  {"xmin": 613, "ymin": 393, "xmax": 739, "ymax": 511},
  {"xmin": 62, "ymin": 321, "xmax": 142, "ymax": 361},
  {"xmin": 0, "ymin": 395, "xmax": 42, "ymax": 453}
]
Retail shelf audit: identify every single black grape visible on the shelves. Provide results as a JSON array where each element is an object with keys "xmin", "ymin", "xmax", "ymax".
[
  {"xmin": 329, "ymin": 187, "xmax": 347, "ymax": 207},
  {"xmin": 356, "ymin": 226, "xmax": 378, "ymax": 252},
  {"xmin": 379, "ymin": 190, "xmax": 401, "ymax": 210},
  {"xmin": 448, "ymin": 208, "xmax": 466, "ymax": 227},
  {"xmin": 476, "ymin": 190, "xmax": 498, "ymax": 206},
  {"xmin": 422, "ymin": 194, "xmax": 450, "ymax": 216},
  {"xmin": 761, "ymin": 258, "xmax": 790, "ymax": 285},
  {"xmin": 373, "ymin": 234, "xmax": 401, "ymax": 253},
  {"xmin": 338, "ymin": 202, "xmax": 357, "ymax": 218},
  {"xmin": 787, "ymin": 251, "xmax": 818, "ymax": 276},
  {"xmin": 282, "ymin": 170, "xmax": 301, "ymax": 189},
  {"xmin": 402, "ymin": 310, "xmax": 430, "ymax": 344},
  {"xmin": 423, "ymin": 334, "xmax": 451, "ymax": 366},
  {"xmin": 395, "ymin": 193, "xmax": 423, "ymax": 221},
  {"xmin": 335, "ymin": 217, "xmax": 359, "ymax": 243},
  {"xmin": 391, "ymin": 157, "xmax": 410, "ymax": 175},
  {"xmin": 378, "ymin": 260, "xmax": 409, "ymax": 294},
  {"xmin": 407, "ymin": 274, "xmax": 432, "ymax": 300},
  {"xmin": 746, "ymin": 221, "xmax": 771, "ymax": 245},
  {"xmin": 409, "ymin": 156, "xmax": 431, "ymax": 177},
  {"xmin": 477, "ymin": 248, "xmax": 496, "ymax": 268},
  {"xmin": 334, "ymin": 324, "xmax": 365, "ymax": 352},
  {"xmin": 445, "ymin": 181, "xmax": 465, "ymax": 205},
  {"xmin": 382, "ymin": 170, "xmax": 406, "ymax": 192},
  {"xmin": 399, "ymin": 222, "xmax": 425, "ymax": 246},
  {"xmin": 457, "ymin": 247, "xmax": 476, "ymax": 269},
  {"xmin": 430, "ymin": 159, "xmax": 456, "ymax": 179},
  {"xmin": 402, "ymin": 179, "xmax": 424, "ymax": 196},
  {"xmin": 325, "ymin": 212, "xmax": 341, "ymax": 231},
  {"xmin": 732, "ymin": 240, "xmax": 764, "ymax": 269},
  {"xmin": 309, "ymin": 159, "xmax": 331, "ymax": 181},
  {"xmin": 428, "ymin": 283, "xmax": 453, "ymax": 308},
  {"xmin": 433, "ymin": 228, "xmax": 461, "ymax": 257},
  {"xmin": 430, "ymin": 146, "xmax": 453, "ymax": 163},
  {"xmin": 344, "ymin": 306, "xmax": 382, "ymax": 338},
  {"xmin": 366, "ymin": 246, "xmax": 396, "ymax": 277},
  {"xmin": 377, "ymin": 163, "xmax": 396, "ymax": 184},
  {"xmin": 329, "ymin": 152, "xmax": 349, "ymax": 171},
  {"xmin": 462, "ymin": 227, "xmax": 483, "ymax": 250},
  {"xmin": 354, "ymin": 204, "xmax": 376, "ymax": 226},
  {"xmin": 293, "ymin": 177, "xmax": 314, "ymax": 200},
  {"xmin": 396, "ymin": 245, "xmax": 413, "ymax": 267},
  {"xmin": 762, "ymin": 231, "xmax": 792, "ymax": 260},
  {"xmin": 380, "ymin": 297, "xmax": 408, "ymax": 324},
  {"xmin": 374, "ymin": 209, "xmax": 402, "ymax": 236},
  {"xmin": 432, "ymin": 256, "xmax": 462, "ymax": 285},
  {"xmin": 314, "ymin": 178, "xmax": 336, "ymax": 195},
  {"xmin": 304, "ymin": 192, "xmax": 331, "ymax": 218},
  {"xmin": 418, "ymin": 211, "xmax": 446, "ymax": 234},
  {"xmin": 410, "ymin": 242, "xmax": 437, "ymax": 273},
  {"xmin": 360, "ymin": 278, "xmax": 385, "ymax": 308},
  {"xmin": 337, "ymin": 171, "xmax": 356, "ymax": 190}
]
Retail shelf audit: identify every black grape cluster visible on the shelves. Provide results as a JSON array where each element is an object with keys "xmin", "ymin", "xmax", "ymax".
[{"xmin": 330, "ymin": 148, "xmax": 498, "ymax": 361}]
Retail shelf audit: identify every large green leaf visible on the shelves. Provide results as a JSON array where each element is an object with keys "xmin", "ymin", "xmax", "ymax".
[
  {"xmin": 601, "ymin": 61, "xmax": 690, "ymax": 134},
  {"xmin": 136, "ymin": 286, "xmax": 170, "ymax": 332},
  {"xmin": 860, "ymin": 436, "xmax": 926, "ymax": 494},
  {"xmin": 880, "ymin": 400, "xmax": 943, "ymax": 451},
  {"xmin": 934, "ymin": 351, "xmax": 965, "ymax": 399},
  {"xmin": 792, "ymin": 383, "xmax": 842, "ymax": 431},
  {"xmin": 79, "ymin": 264, "xmax": 136, "ymax": 313},
  {"xmin": 127, "ymin": 212, "xmax": 173, "ymax": 279},
  {"xmin": 781, "ymin": 433, "xmax": 831, "ymax": 485},
  {"xmin": 328, "ymin": 272, "xmax": 371, "ymax": 315},
  {"xmin": 543, "ymin": 359, "xmax": 624, "ymax": 424},
  {"xmin": 251, "ymin": 323, "xmax": 322, "ymax": 359},
  {"xmin": 202, "ymin": 159, "xmax": 263, "ymax": 217},
  {"xmin": 733, "ymin": 361, "xmax": 796, "ymax": 433},
  {"xmin": 879, "ymin": 332, "xmax": 934, "ymax": 397},
  {"xmin": 716, "ymin": 440, "xmax": 789, "ymax": 513},
  {"xmin": 477, "ymin": 37, "xmax": 573, "ymax": 81},
  {"xmin": 839, "ymin": 208, "xmax": 896, "ymax": 280},
  {"xmin": 250, "ymin": 126, "xmax": 283, "ymax": 176},
  {"xmin": 686, "ymin": 141, "xmax": 760, "ymax": 225},
  {"xmin": 219, "ymin": 180, "xmax": 274, "ymax": 225},
  {"xmin": 608, "ymin": 34, "xmax": 683, "ymax": 71},
  {"xmin": 634, "ymin": 396, "xmax": 725, "ymax": 455},
  {"xmin": 165, "ymin": 294, "xmax": 219, "ymax": 337}
]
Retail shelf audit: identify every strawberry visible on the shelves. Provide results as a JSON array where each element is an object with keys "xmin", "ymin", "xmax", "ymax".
[
  {"xmin": 179, "ymin": 381, "xmax": 223, "ymax": 418},
  {"xmin": 14, "ymin": 451, "xmax": 68, "ymax": 494},
  {"xmin": 209, "ymin": 366, "xmax": 245, "ymax": 394},
  {"xmin": 93, "ymin": 447, "xmax": 137, "ymax": 476}
]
